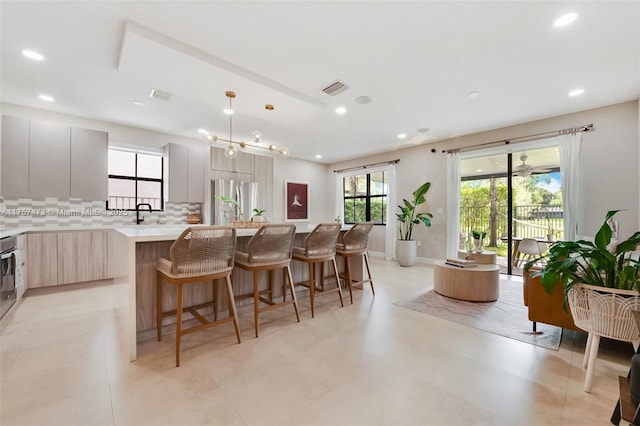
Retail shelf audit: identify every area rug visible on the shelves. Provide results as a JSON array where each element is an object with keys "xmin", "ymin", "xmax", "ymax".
[{"xmin": 394, "ymin": 280, "xmax": 563, "ymax": 350}]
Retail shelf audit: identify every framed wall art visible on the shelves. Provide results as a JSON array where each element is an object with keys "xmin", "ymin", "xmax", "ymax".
[{"xmin": 285, "ymin": 181, "xmax": 309, "ymax": 222}]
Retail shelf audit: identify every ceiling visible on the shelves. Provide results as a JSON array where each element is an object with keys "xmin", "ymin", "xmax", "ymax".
[{"xmin": 1, "ymin": 1, "xmax": 638, "ymax": 164}]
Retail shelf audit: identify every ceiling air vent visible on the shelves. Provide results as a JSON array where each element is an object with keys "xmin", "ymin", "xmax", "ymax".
[
  {"xmin": 321, "ymin": 80, "xmax": 349, "ymax": 96},
  {"xmin": 149, "ymin": 89, "xmax": 173, "ymax": 101}
]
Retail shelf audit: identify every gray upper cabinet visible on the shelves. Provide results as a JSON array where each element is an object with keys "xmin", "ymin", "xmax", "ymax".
[
  {"xmin": 167, "ymin": 143, "xmax": 205, "ymax": 203},
  {"xmin": 71, "ymin": 127, "xmax": 108, "ymax": 200},
  {"xmin": 167, "ymin": 143, "xmax": 188, "ymax": 203},
  {"xmin": 1, "ymin": 115, "xmax": 30, "ymax": 197},
  {"xmin": 29, "ymin": 121, "xmax": 70, "ymax": 198},
  {"xmin": 0, "ymin": 115, "xmax": 108, "ymax": 200},
  {"xmin": 187, "ymin": 145, "xmax": 205, "ymax": 203}
]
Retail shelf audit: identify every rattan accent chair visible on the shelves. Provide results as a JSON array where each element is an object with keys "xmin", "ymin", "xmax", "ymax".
[
  {"xmin": 292, "ymin": 223, "xmax": 344, "ymax": 318},
  {"xmin": 156, "ymin": 226, "xmax": 240, "ymax": 367},
  {"xmin": 234, "ymin": 224, "xmax": 300, "ymax": 337},
  {"xmin": 336, "ymin": 222, "xmax": 375, "ymax": 303}
]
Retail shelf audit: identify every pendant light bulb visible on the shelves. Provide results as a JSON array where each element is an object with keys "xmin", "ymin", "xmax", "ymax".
[
  {"xmin": 279, "ymin": 146, "xmax": 290, "ymax": 157},
  {"xmin": 224, "ymin": 144, "xmax": 238, "ymax": 159}
]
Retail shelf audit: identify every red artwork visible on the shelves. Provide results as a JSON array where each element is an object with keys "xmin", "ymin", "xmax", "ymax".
[{"xmin": 286, "ymin": 182, "xmax": 309, "ymax": 221}]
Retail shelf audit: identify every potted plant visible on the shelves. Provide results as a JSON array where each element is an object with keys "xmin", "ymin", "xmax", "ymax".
[
  {"xmin": 526, "ymin": 210, "xmax": 640, "ymax": 392},
  {"xmin": 396, "ymin": 181, "xmax": 433, "ymax": 267},
  {"xmin": 471, "ymin": 229, "xmax": 487, "ymax": 253},
  {"xmin": 251, "ymin": 208, "xmax": 266, "ymax": 222},
  {"xmin": 214, "ymin": 195, "xmax": 243, "ymax": 223}
]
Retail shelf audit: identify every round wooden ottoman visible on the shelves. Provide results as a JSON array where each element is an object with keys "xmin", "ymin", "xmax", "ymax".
[
  {"xmin": 433, "ymin": 260, "xmax": 500, "ymax": 302},
  {"xmin": 457, "ymin": 250, "xmax": 497, "ymax": 265}
]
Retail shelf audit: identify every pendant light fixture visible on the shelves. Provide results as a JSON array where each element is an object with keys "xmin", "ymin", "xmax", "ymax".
[{"xmin": 203, "ymin": 91, "xmax": 289, "ymax": 159}]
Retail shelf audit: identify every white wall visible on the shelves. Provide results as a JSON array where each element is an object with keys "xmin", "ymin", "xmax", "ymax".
[
  {"xmin": 272, "ymin": 155, "xmax": 332, "ymax": 224},
  {"xmin": 329, "ymin": 100, "xmax": 640, "ymax": 259}
]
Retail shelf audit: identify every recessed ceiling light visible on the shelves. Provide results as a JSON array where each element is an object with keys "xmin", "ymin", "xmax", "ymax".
[
  {"xmin": 476, "ymin": 169, "xmax": 483, "ymax": 172},
  {"xmin": 417, "ymin": 128, "xmax": 430, "ymax": 134},
  {"xmin": 355, "ymin": 96, "xmax": 372, "ymax": 104},
  {"xmin": 38, "ymin": 94, "xmax": 54, "ymax": 102},
  {"xmin": 197, "ymin": 129, "xmax": 209, "ymax": 135},
  {"xmin": 223, "ymin": 108, "xmax": 234, "ymax": 115},
  {"xmin": 397, "ymin": 133, "xmax": 407, "ymax": 139},
  {"xmin": 132, "ymin": 100, "xmax": 145, "ymax": 106},
  {"xmin": 315, "ymin": 154, "xmax": 322, "ymax": 159},
  {"xmin": 22, "ymin": 49, "xmax": 44, "ymax": 61},
  {"xmin": 553, "ymin": 12, "xmax": 578, "ymax": 28},
  {"xmin": 335, "ymin": 106, "xmax": 347, "ymax": 115},
  {"xmin": 467, "ymin": 91, "xmax": 480, "ymax": 99},
  {"xmin": 568, "ymin": 89, "xmax": 584, "ymax": 97}
]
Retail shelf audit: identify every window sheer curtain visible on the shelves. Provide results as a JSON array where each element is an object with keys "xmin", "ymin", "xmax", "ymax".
[
  {"xmin": 446, "ymin": 151, "xmax": 461, "ymax": 258},
  {"xmin": 558, "ymin": 133, "xmax": 582, "ymax": 241},
  {"xmin": 334, "ymin": 164, "xmax": 397, "ymax": 260}
]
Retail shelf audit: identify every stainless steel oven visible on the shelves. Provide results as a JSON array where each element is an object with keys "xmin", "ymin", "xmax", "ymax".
[{"xmin": 1, "ymin": 236, "xmax": 18, "ymax": 319}]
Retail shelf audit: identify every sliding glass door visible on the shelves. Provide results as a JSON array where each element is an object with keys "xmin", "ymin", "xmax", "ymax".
[{"xmin": 460, "ymin": 145, "xmax": 563, "ymax": 275}]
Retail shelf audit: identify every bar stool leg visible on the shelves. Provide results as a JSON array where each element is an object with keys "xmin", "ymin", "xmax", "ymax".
[
  {"xmin": 157, "ymin": 272, "xmax": 163, "ymax": 341},
  {"xmin": 253, "ymin": 271, "xmax": 260, "ymax": 338},
  {"xmin": 345, "ymin": 257, "xmax": 354, "ymax": 304},
  {"xmin": 286, "ymin": 265, "xmax": 300, "ymax": 322},
  {"xmin": 212, "ymin": 279, "xmax": 218, "ymax": 321},
  {"xmin": 332, "ymin": 258, "xmax": 344, "ymax": 307},
  {"xmin": 226, "ymin": 275, "xmax": 241, "ymax": 344},
  {"xmin": 309, "ymin": 263, "xmax": 315, "ymax": 318},
  {"xmin": 176, "ymin": 283, "xmax": 183, "ymax": 367},
  {"xmin": 364, "ymin": 252, "xmax": 375, "ymax": 295}
]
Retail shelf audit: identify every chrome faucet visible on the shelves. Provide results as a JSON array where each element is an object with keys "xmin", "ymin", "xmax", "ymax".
[{"xmin": 136, "ymin": 203, "xmax": 152, "ymax": 225}]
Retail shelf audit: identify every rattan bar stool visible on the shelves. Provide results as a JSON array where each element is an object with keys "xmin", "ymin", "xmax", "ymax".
[
  {"xmin": 292, "ymin": 223, "xmax": 344, "ymax": 318},
  {"xmin": 156, "ymin": 226, "xmax": 241, "ymax": 367},
  {"xmin": 336, "ymin": 222, "xmax": 375, "ymax": 304},
  {"xmin": 234, "ymin": 224, "xmax": 300, "ymax": 337}
]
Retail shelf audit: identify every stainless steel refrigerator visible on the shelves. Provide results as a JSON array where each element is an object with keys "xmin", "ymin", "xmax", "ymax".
[{"xmin": 211, "ymin": 179, "xmax": 258, "ymax": 225}]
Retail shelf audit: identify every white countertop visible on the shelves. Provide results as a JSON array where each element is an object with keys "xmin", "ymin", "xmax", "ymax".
[
  {"xmin": 0, "ymin": 225, "xmax": 117, "ymax": 240},
  {"xmin": 114, "ymin": 223, "xmax": 349, "ymax": 242},
  {"xmin": 1, "ymin": 223, "xmax": 351, "ymax": 242}
]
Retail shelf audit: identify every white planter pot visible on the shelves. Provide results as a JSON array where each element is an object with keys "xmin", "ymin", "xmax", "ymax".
[
  {"xmin": 251, "ymin": 215, "xmax": 265, "ymax": 223},
  {"xmin": 396, "ymin": 240, "xmax": 417, "ymax": 267}
]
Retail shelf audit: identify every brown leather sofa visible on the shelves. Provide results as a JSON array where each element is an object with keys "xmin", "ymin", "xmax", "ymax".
[{"xmin": 523, "ymin": 268, "xmax": 581, "ymax": 331}]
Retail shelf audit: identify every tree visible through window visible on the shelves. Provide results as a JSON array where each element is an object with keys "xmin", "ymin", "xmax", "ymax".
[
  {"xmin": 107, "ymin": 149, "xmax": 163, "ymax": 210},
  {"xmin": 343, "ymin": 171, "xmax": 387, "ymax": 224}
]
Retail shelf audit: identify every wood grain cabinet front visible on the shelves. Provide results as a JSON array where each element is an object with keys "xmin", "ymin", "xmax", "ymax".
[
  {"xmin": 27, "ymin": 230, "xmax": 115, "ymax": 288},
  {"xmin": 57, "ymin": 231, "xmax": 108, "ymax": 285},
  {"xmin": 27, "ymin": 233, "xmax": 58, "ymax": 288}
]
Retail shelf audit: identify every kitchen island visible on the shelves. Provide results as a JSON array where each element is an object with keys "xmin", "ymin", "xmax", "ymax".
[{"xmin": 114, "ymin": 224, "xmax": 357, "ymax": 361}]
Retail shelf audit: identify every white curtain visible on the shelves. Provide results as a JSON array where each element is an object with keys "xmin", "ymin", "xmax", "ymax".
[
  {"xmin": 558, "ymin": 133, "xmax": 582, "ymax": 241},
  {"xmin": 334, "ymin": 163, "xmax": 397, "ymax": 260},
  {"xmin": 385, "ymin": 164, "xmax": 397, "ymax": 260},
  {"xmin": 446, "ymin": 151, "xmax": 461, "ymax": 258}
]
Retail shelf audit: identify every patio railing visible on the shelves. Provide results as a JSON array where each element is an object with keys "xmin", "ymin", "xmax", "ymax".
[{"xmin": 460, "ymin": 204, "xmax": 564, "ymax": 245}]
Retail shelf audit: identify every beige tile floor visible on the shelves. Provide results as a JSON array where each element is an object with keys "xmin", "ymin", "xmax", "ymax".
[{"xmin": 0, "ymin": 258, "xmax": 633, "ymax": 426}]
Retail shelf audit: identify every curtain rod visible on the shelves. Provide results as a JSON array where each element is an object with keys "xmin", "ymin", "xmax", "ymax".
[
  {"xmin": 333, "ymin": 159, "xmax": 400, "ymax": 173},
  {"xmin": 443, "ymin": 123, "xmax": 594, "ymax": 154}
]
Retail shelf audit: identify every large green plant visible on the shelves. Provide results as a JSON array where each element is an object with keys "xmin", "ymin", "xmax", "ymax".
[
  {"xmin": 396, "ymin": 182, "xmax": 433, "ymax": 241},
  {"xmin": 527, "ymin": 210, "xmax": 640, "ymax": 298}
]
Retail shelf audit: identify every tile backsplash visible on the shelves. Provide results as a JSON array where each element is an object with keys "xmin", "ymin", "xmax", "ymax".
[{"xmin": 0, "ymin": 197, "xmax": 201, "ymax": 228}]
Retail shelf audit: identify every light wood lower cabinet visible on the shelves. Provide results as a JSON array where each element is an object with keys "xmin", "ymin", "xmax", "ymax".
[
  {"xmin": 27, "ymin": 230, "xmax": 123, "ymax": 288},
  {"xmin": 27, "ymin": 233, "xmax": 58, "ymax": 288},
  {"xmin": 57, "ymin": 231, "xmax": 108, "ymax": 285}
]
